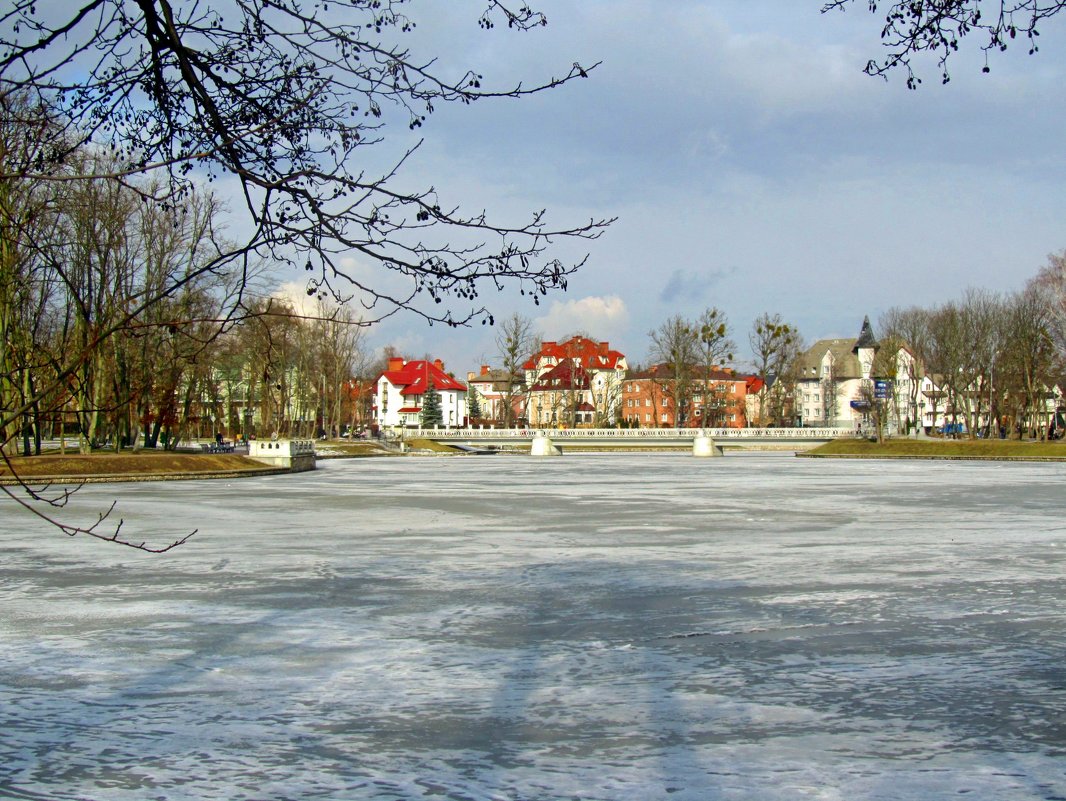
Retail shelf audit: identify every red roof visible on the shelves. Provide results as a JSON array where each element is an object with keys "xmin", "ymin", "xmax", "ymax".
[
  {"xmin": 523, "ymin": 335, "xmax": 625, "ymax": 371},
  {"xmin": 379, "ymin": 359, "xmax": 467, "ymax": 396},
  {"xmin": 530, "ymin": 359, "xmax": 591, "ymax": 392}
]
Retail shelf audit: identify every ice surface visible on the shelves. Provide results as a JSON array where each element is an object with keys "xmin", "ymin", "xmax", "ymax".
[{"xmin": 1, "ymin": 453, "xmax": 1065, "ymax": 800}]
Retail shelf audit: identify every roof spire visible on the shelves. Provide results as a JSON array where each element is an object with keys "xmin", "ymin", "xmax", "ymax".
[{"xmin": 852, "ymin": 315, "xmax": 878, "ymax": 353}]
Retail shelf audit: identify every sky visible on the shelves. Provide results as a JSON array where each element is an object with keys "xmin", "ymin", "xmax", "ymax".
[{"xmin": 268, "ymin": 0, "xmax": 1066, "ymax": 373}]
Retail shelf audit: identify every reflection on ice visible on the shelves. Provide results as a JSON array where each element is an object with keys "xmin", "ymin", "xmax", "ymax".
[{"xmin": 1, "ymin": 454, "xmax": 1065, "ymax": 800}]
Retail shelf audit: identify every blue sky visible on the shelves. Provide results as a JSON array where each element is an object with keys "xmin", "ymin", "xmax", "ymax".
[{"xmin": 271, "ymin": 1, "xmax": 1066, "ymax": 371}]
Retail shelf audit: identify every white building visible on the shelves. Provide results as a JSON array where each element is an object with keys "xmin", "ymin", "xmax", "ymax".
[
  {"xmin": 374, "ymin": 358, "xmax": 468, "ymax": 429},
  {"xmin": 795, "ymin": 317, "xmax": 885, "ymax": 430},
  {"xmin": 522, "ymin": 336, "xmax": 628, "ymax": 427}
]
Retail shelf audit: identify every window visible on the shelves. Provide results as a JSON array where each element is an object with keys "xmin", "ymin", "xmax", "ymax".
[{"xmin": 661, "ymin": 412, "xmax": 669, "ymax": 423}]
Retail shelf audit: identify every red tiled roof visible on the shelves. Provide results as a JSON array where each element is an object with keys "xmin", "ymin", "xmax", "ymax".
[
  {"xmin": 523, "ymin": 335, "xmax": 625, "ymax": 371},
  {"xmin": 379, "ymin": 359, "xmax": 467, "ymax": 396},
  {"xmin": 529, "ymin": 359, "xmax": 591, "ymax": 391}
]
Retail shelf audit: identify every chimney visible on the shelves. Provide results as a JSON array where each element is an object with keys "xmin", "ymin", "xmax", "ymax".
[
  {"xmin": 433, "ymin": 359, "xmax": 445, "ymax": 371},
  {"xmin": 387, "ymin": 357, "xmax": 404, "ymax": 371},
  {"xmin": 481, "ymin": 365, "xmax": 490, "ymax": 376},
  {"xmin": 599, "ymin": 342, "xmax": 609, "ymax": 355}
]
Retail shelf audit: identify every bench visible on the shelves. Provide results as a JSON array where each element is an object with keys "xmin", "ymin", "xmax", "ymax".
[{"xmin": 202, "ymin": 442, "xmax": 236, "ymax": 453}]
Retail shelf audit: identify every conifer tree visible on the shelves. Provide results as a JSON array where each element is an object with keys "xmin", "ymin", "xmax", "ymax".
[
  {"xmin": 421, "ymin": 380, "xmax": 443, "ymax": 428},
  {"xmin": 468, "ymin": 387, "xmax": 482, "ymax": 421}
]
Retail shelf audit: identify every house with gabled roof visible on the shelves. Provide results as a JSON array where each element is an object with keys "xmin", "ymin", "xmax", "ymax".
[
  {"xmin": 524, "ymin": 336, "xmax": 628, "ymax": 427},
  {"xmin": 467, "ymin": 365, "xmax": 526, "ymax": 425},
  {"xmin": 374, "ymin": 357, "xmax": 467, "ymax": 428},
  {"xmin": 795, "ymin": 316, "xmax": 891, "ymax": 429},
  {"xmin": 527, "ymin": 358, "xmax": 597, "ymax": 427}
]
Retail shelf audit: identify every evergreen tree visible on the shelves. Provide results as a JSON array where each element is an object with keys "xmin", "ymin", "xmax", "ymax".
[
  {"xmin": 468, "ymin": 387, "xmax": 482, "ymax": 420},
  {"xmin": 421, "ymin": 380, "xmax": 443, "ymax": 428}
]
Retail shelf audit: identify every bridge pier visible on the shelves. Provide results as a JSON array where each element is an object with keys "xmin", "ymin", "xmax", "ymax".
[
  {"xmin": 530, "ymin": 431, "xmax": 561, "ymax": 456},
  {"xmin": 692, "ymin": 430, "xmax": 722, "ymax": 457}
]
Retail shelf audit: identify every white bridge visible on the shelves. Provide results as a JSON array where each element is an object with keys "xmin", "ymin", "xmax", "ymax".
[{"xmin": 413, "ymin": 427, "xmax": 842, "ymax": 450}]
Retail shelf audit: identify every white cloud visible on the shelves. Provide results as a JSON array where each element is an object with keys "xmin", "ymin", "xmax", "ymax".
[
  {"xmin": 269, "ymin": 280, "xmax": 322, "ymax": 317},
  {"xmin": 535, "ymin": 295, "xmax": 629, "ymax": 341}
]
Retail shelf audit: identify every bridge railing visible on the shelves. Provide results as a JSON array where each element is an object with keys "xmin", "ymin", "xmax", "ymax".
[{"xmin": 412, "ymin": 427, "xmax": 843, "ymax": 440}]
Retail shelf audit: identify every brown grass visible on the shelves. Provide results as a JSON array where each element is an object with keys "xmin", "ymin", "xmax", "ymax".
[
  {"xmin": 806, "ymin": 437, "xmax": 1066, "ymax": 460},
  {"xmin": 0, "ymin": 451, "xmax": 268, "ymax": 480}
]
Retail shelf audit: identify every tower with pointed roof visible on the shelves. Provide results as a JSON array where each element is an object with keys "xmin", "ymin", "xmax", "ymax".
[
  {"xmin": 852, "ymin": 315, "xmax": 879, "ymax": 381},
  {"xmin": 795, "ymin": 316, "xmax": 891, "ymax": 428}
]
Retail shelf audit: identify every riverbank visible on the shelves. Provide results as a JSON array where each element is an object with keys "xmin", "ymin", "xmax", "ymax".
[
  {"xmin": 0, "ymin": 451, "xmax": 289, "ymax": 485},
  {"xmin": 0, "ymin": 439, "xmax": 409, "ymax": 485},
  {"xmin": 803, "ymin": 438, "xmax": 1066, "ymax": 461}
]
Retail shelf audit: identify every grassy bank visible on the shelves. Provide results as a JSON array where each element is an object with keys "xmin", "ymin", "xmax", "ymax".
[
  {"xmin": 805, "ymin": 438, "xmax": 1066, "ymax": 460},
  {"xmin": 0, "ymin": 451, "xmax": 273, "ymax": 482}
]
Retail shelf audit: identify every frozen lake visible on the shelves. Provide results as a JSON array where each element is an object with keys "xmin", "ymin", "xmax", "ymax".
[{"xmin": 1, "ymin": 453, "xmax": 1065, "ymax": 800}]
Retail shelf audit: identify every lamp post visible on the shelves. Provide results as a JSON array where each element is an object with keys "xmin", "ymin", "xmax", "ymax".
[{"xmin": 918, "ymin": 399, "xmax": 926, "ymax": 439}]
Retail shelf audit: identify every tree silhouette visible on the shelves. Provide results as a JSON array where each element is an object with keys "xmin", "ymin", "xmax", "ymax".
[
  {"xmin": 823, "ymin": 0, "xmax": 1066, "ymax": 87},
  {"xmin": 0, "ymin": 1, "xmax": 610, "ymax": 550},
  {"xmin": 0, "ymin": 1, "xmax": 611, "ymax": 327}
]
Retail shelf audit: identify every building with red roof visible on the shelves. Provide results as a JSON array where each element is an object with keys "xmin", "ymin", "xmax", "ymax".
[
  {"xmin": 621, "ymin": 365, "xmax": 750, "ymax": 428},
  {"xmin": 527, "ymin": 358, "xmax": 595, "ymax": 427},
  {"xmin": 523, "ymin": 336, "xmax": 628, "ymax": 427},
  {"xmin": 374, "ymin": 357, "xmax": 468, "ymax": 428}
]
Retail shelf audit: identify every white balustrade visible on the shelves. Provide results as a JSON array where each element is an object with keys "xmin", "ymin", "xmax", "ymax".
[{"xmin": 413, "ymin": 427, "xmax": 840, "ymax": 440}]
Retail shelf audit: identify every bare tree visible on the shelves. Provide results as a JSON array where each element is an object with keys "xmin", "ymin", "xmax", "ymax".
[
  {"xmin": 0, "ymin": 2, "xmax": 610, "ymax": 550},
  {"xmin": 957, "ymin": 288, "xmax": 1003, "ymax": 437},
  {"xmin": 494, "ymin": 312, "xmax": 539, "ymax": 427},
  {"xmin": 313, "ymin": 302, "xmax": 367, "ymax": 439},
  {"xmin": 0, "ymin": 1, "xmax": 611, "ymax": 328},
  {"xmin": 648, "ymin": 315, "xmax": 699, "ymax": 428},
  {"xmin": 1000, "ymin": 286, "xmax": 1058, "ymax": 438},
  {"xmin": 749, "ymin": 313, "xmax": 799, "ymax": 426},
  {"xmin": 1030, "ymin": 249, "xmax": 1066, "ymax": 358},
  {"xmin": 695, "ymin": 307, "xmax": 736, "ymax": 370},
  {"xmin": 880, "ymin": 306, "xmax": 933, "ymax": 434},
  {"xmin": 822, "ymin": 0, "xmax": 1066, "ymax": 87}
]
